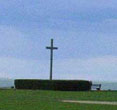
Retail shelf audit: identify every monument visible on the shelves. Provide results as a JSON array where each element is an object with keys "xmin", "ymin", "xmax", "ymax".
[{"xmin": 46, "ymin": 39, "xmax": 58, "ymax": 80}]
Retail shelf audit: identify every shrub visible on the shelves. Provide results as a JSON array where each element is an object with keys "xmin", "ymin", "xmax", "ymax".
[
  {"xmin": 11, "ymin": 86, "xmax": 14, "ymax": 89},
  {"xmin": 15, "ymin": 79, "xmax": 92, "ymax": 91}
]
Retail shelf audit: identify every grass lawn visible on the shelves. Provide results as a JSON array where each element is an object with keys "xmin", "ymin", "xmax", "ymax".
[{"xmin": 0, "ymin": 89, "xmax": 117, "ymax": 110}]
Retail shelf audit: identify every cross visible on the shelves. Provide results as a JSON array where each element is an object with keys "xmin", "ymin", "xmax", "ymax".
[{"xmin": 46, "ymin": 39, "xmax": 58, "ymax": 80}]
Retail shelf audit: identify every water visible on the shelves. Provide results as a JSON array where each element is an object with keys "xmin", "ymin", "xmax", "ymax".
[
  {"xmin": 92, "ymin": 81, "xmax": 117, "ymax": 90},
  {"xmin": 0, "ymin": 79, "xmax": 14, "ymax": 88},
  {"xmin": 0, "ymin": 79, "xmax": 117, "ymax": 90}
]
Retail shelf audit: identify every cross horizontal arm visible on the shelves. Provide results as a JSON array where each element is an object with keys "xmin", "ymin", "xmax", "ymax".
[{"xmin": 46, "ymin": 47, "xmax": 58, "ymax": 50}]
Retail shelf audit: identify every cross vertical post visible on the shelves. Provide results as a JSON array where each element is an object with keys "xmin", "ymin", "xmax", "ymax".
[{"xmin": 46, "ymin": 39, "xmax": 58, "ymax": 80}]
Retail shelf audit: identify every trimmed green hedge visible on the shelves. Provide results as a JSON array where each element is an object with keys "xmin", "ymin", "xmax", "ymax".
[{"xmin": 15, "ymin": 79, "xmax": 92, "ymax": 91}]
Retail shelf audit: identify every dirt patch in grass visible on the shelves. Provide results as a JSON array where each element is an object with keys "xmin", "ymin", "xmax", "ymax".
[{"xmin": 62, "ymin": 100, "xmax": 117, "ymax": 105}]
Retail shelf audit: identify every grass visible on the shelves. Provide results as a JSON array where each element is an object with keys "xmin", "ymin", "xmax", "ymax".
[{"xmin": 0, "ymin": 89, "xmax": 117, "ymax": 110}]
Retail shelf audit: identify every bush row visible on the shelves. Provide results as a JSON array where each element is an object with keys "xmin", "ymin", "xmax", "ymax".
[{"xmin": 15, "ymin": 79, "xmax": 92, "ymax": 91}]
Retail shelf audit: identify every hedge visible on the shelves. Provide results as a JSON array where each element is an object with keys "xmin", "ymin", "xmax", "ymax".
[{"xmin": 15, "ymin": 79, "xmax": 92, "ymax": 91}]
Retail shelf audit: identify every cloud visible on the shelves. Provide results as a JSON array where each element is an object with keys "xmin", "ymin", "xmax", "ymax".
[
  {"xmin": 0, "ymin": 56, "xmax": 49, "ymax": 79},
  {"xmin": 0, "ymin": 1, "xmax": 116, "ymax": 82},
  {"xmin": 0, "ymin": 55, "xmax": 116, "ymax": 81},
  {"xmin": 54, "ymin": 56, "xmax": 117, "ymax": 81},
  {"xmin": 0, "ymin": 72, "xmax": 10, "ymax": 79},
  {"xmin": 0, "ymin": 0, "xmax": 117, "ymax": 38},
  {"xmin": 0, "ymin": 0, "xmax": 117, "ymax": 25},
  {"xmin": 0, "ymin": 24, "xmax": 116, "ymax": 60},
  {"xmin": 0, "ymin": 25, "xmax": 41, "ymax": 59}
]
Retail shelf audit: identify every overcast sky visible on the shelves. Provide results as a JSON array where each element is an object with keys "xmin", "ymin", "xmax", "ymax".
[{"xmin": 0, "ymin": 0, "xmax": 117, "ymax": 81}]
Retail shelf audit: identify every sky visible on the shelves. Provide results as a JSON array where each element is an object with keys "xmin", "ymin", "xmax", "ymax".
[{"xmin": 0, "ymin": 0, "xmax": 117, "ymax": 81}]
